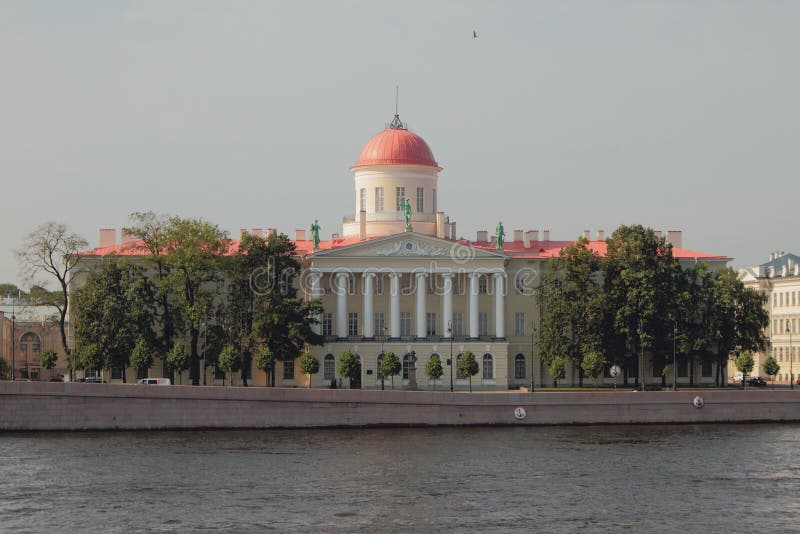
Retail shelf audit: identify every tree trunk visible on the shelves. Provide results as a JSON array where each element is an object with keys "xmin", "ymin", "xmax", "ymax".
[
  {"xmin": 469, "ymin": 377, "xmax": 472, "ymax": 392},
  {"xmin": 189, "ymin": 326, "xmax": 200, "ymax": 385}
]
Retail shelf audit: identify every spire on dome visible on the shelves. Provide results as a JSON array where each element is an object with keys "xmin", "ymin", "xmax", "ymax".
[{"xmin": 388, "ymin": 85, "xmax": 406, "ymax": 129}]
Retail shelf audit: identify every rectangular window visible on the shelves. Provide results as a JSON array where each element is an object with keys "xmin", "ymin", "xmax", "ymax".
[
  {"xmin": 677, "ymin": 357, "xmax": 688, "ymax": 378},
  {"xmin": 453, "ymin": 313, "xmax": 463, "ymax": 337},
  {"xmin": 514, "ymin": 355, "xmax": 526, "ymax": 379},
  {"xmin": 32, "ymin": 343, "xmax": 41, "ymax": 353},
  {"xmin": 360, "ymin": 188, "xmax": 366, "ymax": 212},
  {"xmin": 515, "ymin": 312, "xmax": 525, "ymax": 337},
  {"xmin": 402, "ymin": 275, "xmax": 412, "ymax": 295},
  {"xmin": 479, "ymin": 312, "xmax": 488, "ymax": 337},
  {"xmin": 479, "ymin": 276, "xmax": 488, "ymax": 294},
  {"xmin": 283, "ymin": 360, "xmax": 294, "ymax": 380},
  {"xmin": 111, "ymin": 366, "xmax": 123, "ymax": 380},
  {"xmin": 701, "ymin": 358, "xmax": 712, "ymax": 377},
  {"xmin": 400, "ymin": 312, "xmax": 412, "ymax": 337},
  {"xmin": 322, "ymin": 312, "xmax": 333, "ymax": 337},
  {"xmin": 348, "ymin": 312, "xmax": 359, "ymax": 337},
  {"xmin": 774, "ymin": 294, "xmax": 778, "ymax": 307},
  {"xmin": 348, "ymin": 277, "xmax": 356, "ymax": 295},
  {"xmin": 323, "ymin": 356, "xmax": 335, "ymax": 381},
  {"xmin": 375, "ymin": 276, "xmax": 383, "ymax": 295},
  {"xmin": 427, "ymin": 276, "xmax": 435, "ymax": 294},
  {"xmin": 396, "ymin": 186, "xmax": 406, "ymax": 212},
  {"xmin": 433, "ymin": 189, "xmax": 436, "ymax": 213},
  {"xmin": 652, "ymin": 362, "xmax": 662, "ymax": 378},
  {"xmin": 454, "ymin": 277, "xmax": 463, "ymax": 295},
  {"xmin": 374, "ymin": 312, "xmax": 385, "ymax": 336},
  {"xmin": 426, "ymin": 312, "xmax": 437, "ymax": 337},
  {"xmin": 416, "ymin": 187, "xmax": 424, "ymax": 212},
  {"xmin": 375, "ymin": 187, "xmax": 384, "ymax": 212}
]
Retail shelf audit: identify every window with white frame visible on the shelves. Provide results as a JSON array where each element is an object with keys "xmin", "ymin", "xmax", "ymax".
[
  {"xmin": 374, "ymin": 312, "xmax": 385, "ymax": 336},
  {"xmin": 396, "ymin": 187, "xmax": 406, "ymax": 212},
  {"xmin": 454, "ymin": 276, "xmax": 463, "ymax": 295},
  {"xmin": 322, "ymin": 312, "xmax": 333, "ymax": 337},
  {"xmin": 323, "ymin": 354, "xmax": 335, "ymax": 381},
  {"xmin": 283, "ymin": 359, "xmax": 294, "ymax": 380},
  {"xmin": 360, "ymin": 188, "xmax": 366, "ymax": 212},
  {"xmin": 402, "ymin": 275, "xmax": 412, "ymax": 294},
  {"xmin": 452, "ymin": 312, "xmax": 463, "ymax": 337},
  {"xmin": 427, "ymin": 276, "xmax": 435, "ymax": 294},
  {"xmin": 515, "ymin": 312, "xmax": 525, "ymax": 337},
  {"xmin": 348, "ymin": 276, "xmax": 356, "ymax": 295},
  {"xmin": 348, "ymin": 312, "xmax": 359, "ymax": 337},
  {"xmin": 482, "ymin": 354, "xmax": 494, "ymax": 379},
  {"xmin": 375, "ymin": 276, "xmax": 384, "ymax": 295},
  {"xmin": 479, "ymin": 312, "xmax": 488, "ymax": 337},
  {"xmin": 375, "ymin": 187, "xmax": 384, "ymax": 212},
  {"xmin": 416, "ymin": 187, "xmax": 424, "ymax": 212},
  {"xmin": 402, "ymin": 353, "xmax": 416, "ymax": 380},
  {"xmin": 514, "ymin": 354, "xmax": 526, "ymax": 379},
  {"xmin": 426, "ymin": 312, "xmax": 436, "ymax": 337},
  {"xmin": 515, "ymin": 277, "xmax": 526, "ymax": 294},
  {"xmin": 400, "ymin": 312, "xmax": 412, "ymax": 337},
  {"xmin": 479, "ymin": 276, "xmax": 488, "ymax": 294}
]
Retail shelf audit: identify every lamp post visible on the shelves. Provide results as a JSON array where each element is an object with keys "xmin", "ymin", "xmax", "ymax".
[
  {"xmin": 11, "ymin": 310, "xmax": 16, "ymax": 381},
  {"xmin": 380, "ymin": 326, "xmax": 387, "ymax": 391},
  {"xmin": 673, "ymin": 321, "xmax": 677, "ymax": 392},
  {"xmin": 202, "ymin": 321, "xmax": 207, "ymax": 386},
  {"xmin": 530, "ymin": 321, "xmax": 536, "ymax": 392},
  {"xmin": 637, "ymin": 323, "xmax": 644, "ymax": 390},
  {"xmin": 447, "ymin": 320, "xmax": 454, "ymax": 392},
  {"xmin": 788, "ymin": 324, "xmax": 793, "ymax": 390}
]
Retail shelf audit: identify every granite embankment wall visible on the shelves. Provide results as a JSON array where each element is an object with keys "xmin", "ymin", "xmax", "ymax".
[{"xmin": 1, "ymin": 381, "xmax": 799, "ymax": 431}]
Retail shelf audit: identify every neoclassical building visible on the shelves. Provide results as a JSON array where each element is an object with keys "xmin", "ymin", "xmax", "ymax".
[
  {"xmin": 79, "ymin": 113, "xmax": 731, "ymax": 389},
  {"xmin": 734, "ymin": 251, "xmax": 800, "ymax": 384}
]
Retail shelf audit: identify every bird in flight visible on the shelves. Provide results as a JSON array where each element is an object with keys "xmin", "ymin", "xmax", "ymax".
[{"xmin": 473, "ymin": 29, "xmax": 478, "ymax": 38}]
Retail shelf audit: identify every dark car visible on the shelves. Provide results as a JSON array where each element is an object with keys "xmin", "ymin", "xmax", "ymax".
[
  {"xmin": 634, "ymin": 384, "xmax": 662, "ymax": 391},
  {"xmin": 747, "ymin": 377, "xmax": 767, "ymax": 387}
]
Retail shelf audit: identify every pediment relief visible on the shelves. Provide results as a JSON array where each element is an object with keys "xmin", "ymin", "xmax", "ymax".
[{"xmin": 310, "ymin": 233, "xmax": 505, "ymax": 260}]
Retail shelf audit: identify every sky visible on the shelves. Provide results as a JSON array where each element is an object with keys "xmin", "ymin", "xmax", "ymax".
[{"xmin": 1, "ymin": 1, "xmax": 798, "ymax": 289}]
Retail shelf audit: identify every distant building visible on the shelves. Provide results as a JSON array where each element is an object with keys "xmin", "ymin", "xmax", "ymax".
[
  {"xmin": 0, "ymin": 298, "xmax": 69, "ymax": 381},
  {"xmin": 736, "ymin": 252, "xmax": 800, "ymax": 384},
  {"xmin": 76, "ymin": 113, "xmax": 732, "ymax": 388}
]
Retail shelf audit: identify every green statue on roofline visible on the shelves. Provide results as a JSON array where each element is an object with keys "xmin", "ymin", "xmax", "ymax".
[
  {"xmin": 495, "ymin": 221, "xmax": 505, "ymax": 250},
  {"xmin": 403, "ymin": 198, "xmax": 412, "ymax": 229},
  {"xmin": 311, "ymin": 219, "xmax": 321, "ymax": 249}
]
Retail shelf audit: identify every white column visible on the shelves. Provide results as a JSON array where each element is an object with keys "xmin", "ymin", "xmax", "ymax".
[
  {"xmin": 415, "ymin": 272, "xmax": 427, "ymax": 338},
  {"xmin": 469, "ymin": 272, "xmax": 480, "ymax": 339},
  {"xmin": 310, "ymin": 271, "xmax": 322, "ymax": 335},
  {"xmin": 336, "ymin": 272, "xmax": 348, "ymax": 339},
  {"xmin": 390, "ymin": 273, "xmax": 400, "ymax": 338},
  {"xmin": 363, "ymin": 272, "xmax": 374, "ymax": 338},
  {"xmin": 494, "ymin": 272, "xmax": 505, "ymax": 338},
  {"xmin": 441, "ymin": 273, "xmax": 453, "ymax": 337}
]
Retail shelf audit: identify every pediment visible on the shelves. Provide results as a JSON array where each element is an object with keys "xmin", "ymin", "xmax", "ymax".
[{"xmin": 309, "ymin": 232, "xmax": 506, "ymax": 260}]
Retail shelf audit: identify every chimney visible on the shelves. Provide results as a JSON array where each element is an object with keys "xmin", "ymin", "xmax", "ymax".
[
  {"xmin": 121, "ymin": 229, "xmax": 136, "ymax": 244},
  {"xmin": 450, "ymin": 221, "xmax": 457, "ymax": 240},
  {"xmin": 794, "ymin": 264, "xmax": 799, "ymax": 276},
  {"xmin": 582, "ymin": 229, "xmax": 590, "ymax": 239},
  {"xmin": 514, "ymin": 229, "xmax": 523, "ymax": 242},
  {"xmin": 436, "ymin": 212, "xmax": 445, "ymax": 239},
  {"xmin": 596, "ymin": 229, "xmax": 605, "ymax": 241},
  {"xmin": 666, "ymin": 230, "xmax": 682, "ymax": 249},
  {"xmin": 523, "ymin": 231, "xmax": 532, "ymax": 248},
  {"xmin": 99, "ymin": 228, "xmax": 116, "ymax": 248},
  {"xmin": 360, "ymin": 210, "xmax": 367, "ymax": 240},
  {"xmin": 654, "ymin": 230, "xmax": 663, "ymax": 239},
  {"xmin": 531, "ymin": 230, "xmax": 539, "ymax": 242},
  {"xmin": 252, "ymin": 227, "xmax": 264, "ymax": 238},
  {"xmin": 781, "ymin": 265, "xmax": 788, "ymax": 277},
  {"xmin": 477, "ymin": 230, "xmax": 488, "ymax": 242},
  {"xmin": 543, "ymin": 230, "xmax": 550, "ymax": 242},
  {"xmin": 295, "ymin": 229, "xmax": 306, "ymax": 242},
  {"xmin": 240, "ymin": 228, "xmax": 248, "ymax": 238},
  {"xmin": 267, "ymin": 228, "xmax": 277, "ymax": 237}
]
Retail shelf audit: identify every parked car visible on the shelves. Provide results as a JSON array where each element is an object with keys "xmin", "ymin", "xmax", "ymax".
[
  {"xmin": 733, "ymin": 374, "xmax": 745, "ymax": 384},
  {"xmin": 136, "ymin": 378, "xmax": 171, "ymax": 385},
  {"xmin": 747, "ymin": 377, "xmax": 767, "ymax": 387},
  {"xmin": 84, "ymin": 376, "xmax": 105, "ymax": 383}
]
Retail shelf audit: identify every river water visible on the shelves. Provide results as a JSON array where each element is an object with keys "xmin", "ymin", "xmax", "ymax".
[{"xmin": 1, "ymin": 424, "xmax": 799, "ymax": 533}]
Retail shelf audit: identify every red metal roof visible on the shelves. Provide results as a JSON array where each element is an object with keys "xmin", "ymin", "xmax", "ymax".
[{"xmin": 353, "ymin": 128, "xmax": 439, "ymax": 169}]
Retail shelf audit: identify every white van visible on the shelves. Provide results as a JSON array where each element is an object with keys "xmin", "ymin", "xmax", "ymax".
[{"xmin": 136, "ymin": 378, "xmax": 171, "ymax": 385}]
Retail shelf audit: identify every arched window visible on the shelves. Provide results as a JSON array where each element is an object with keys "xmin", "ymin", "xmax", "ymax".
[
  {"xmin": 19, "ymin": 332, "xmax": 41, "ymax": 356},
  {"xmin": 402, "ymin": 353, "xmax": 416, "ymax": 380},
  {"xmin": 323, "ymin": 354, "xmax": 335, "ymax": 381},
  {"xmin": 514, "ymin": 354, "xmax": 526, "ymax": 379},
  {"xmin": 482, "ymin": 354, "xmax": 494, "ymax": 380}
]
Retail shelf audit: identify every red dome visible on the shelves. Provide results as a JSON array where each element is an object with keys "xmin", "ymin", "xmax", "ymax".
[{"xmin": 354, "ymin": 127, "xmax": 439, "ymax": 169}]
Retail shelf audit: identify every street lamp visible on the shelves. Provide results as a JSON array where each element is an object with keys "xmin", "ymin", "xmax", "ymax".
[
  {"xmin": 788, "ymin": 324, "xmax": 793, "ymax": 390},
  {"xmin": 202, "ymin": 321, "xmax": 207, "ymax": 386},
  {"xmin": 673, "ymin": 321, "xmax": 677, "ymax": 392},
  {"xmin": 10, "ymin": 310, "xmax": 16, "ymax": 381},
  {"xmin": 447, "ymin": 320, "xmax": 454, "ymax": 392},
  {"xmin": 637, "ymin": 323, "xmax": 644, "ymax": 390},
  {"xmin": 530, "ymin": 321, "xmax": 536, "ymax": 392},
  {"xmin": 380, "ymin": 326, "xmax": 387, "ymax": 390}
]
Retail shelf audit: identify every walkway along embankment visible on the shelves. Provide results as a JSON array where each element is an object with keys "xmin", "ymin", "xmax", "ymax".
[{"xmin": 1, "ymin": 381, "xmax": 799, "ymax": 431}]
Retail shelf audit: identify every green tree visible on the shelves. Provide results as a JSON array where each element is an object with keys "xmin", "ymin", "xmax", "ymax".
[
  {"xmin": 425, "ymin": 354, "xmax": 444, "ymax": 390},
  {"xmin": 548, "ymin": 355, "xmax": 566, "ymax": 387},
  {"xmin": 735, "ymin": 352, "xmax": 755, "ymax": 388},
  {"xmin": 162, "ymin": 217, "xmax": 228, "ymax": 385},
  {"xmin": 79, "ymin": 343, "xmax": 105, "ymax": 377},
  {"xmin": 15, "ymin": 222, "xmax": 88, "ymax": 380},
  {"xmin": 72, "ymin": 256, "xmax": 156, "ymax": 383},
  {"xmin": 0, "ymin": 283, "xmax": 26, "ymax": 299},
  {"xmin": 337, "ymin": 349, "xmax": 360, "ymax": 388},
  {"xmin": 379, "ymin": 351, "xmax": 401, "ymax": 389},
  {"xmin": 40, "ymin": 349, "xmax": 58, "ymax": 378},
  {"xmin": 457, "ymin": 351, "xmax": 479, "ymax": 392},
  {"xmin": 581, "ymin": 350, "xmax": 606, "ymax": 389},
  {"xmin": 166, "ymin": 344, "xmax": 190, "ymax": 384},
  {"xmin": 299, "ymin": 352, "xmax": 320, "ymax": 388},
  {"xmin": 0, "ymin": 357, "xmax": 10, "ymax": 380},
  {"xmin": 255, "ymin": 346, "xmax": 276, "ymax": 387},
  {"xmin": 217, "ymin": 345, "xmax": 241, "ymax": 387},
  {"xmin": 129, "ymin": 338, "xmax": 154, "ymax": 380},
  {"xmin": 762, "ymin": 356, "xmax": 780, "ymax": 383},
  {"xmin": 539, "ymin": 238, "xmax": 605, "ymax": 387}
]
